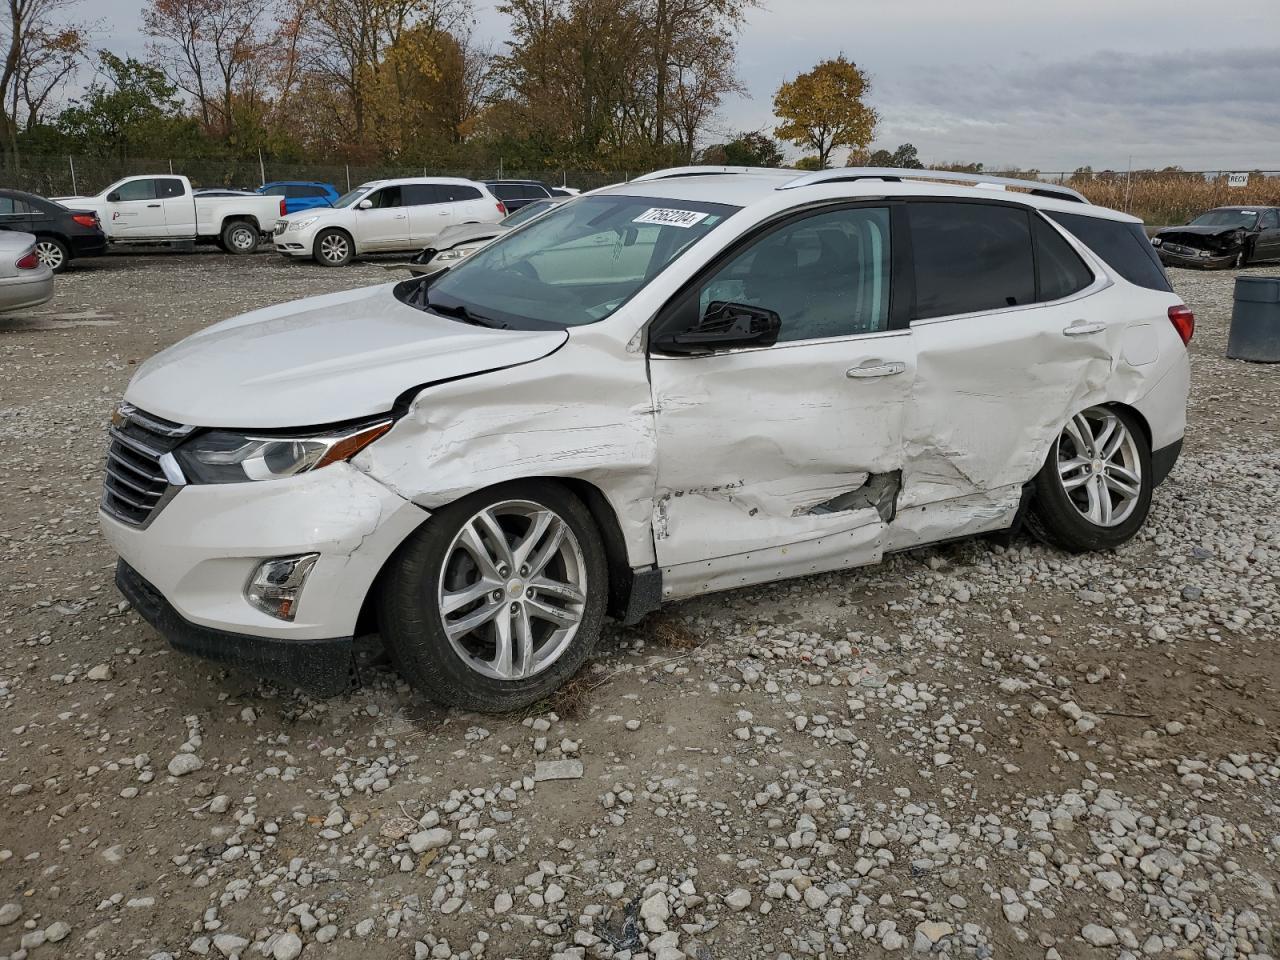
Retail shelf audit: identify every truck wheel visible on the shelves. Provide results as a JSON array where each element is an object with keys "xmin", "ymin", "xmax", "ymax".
[
  {"xmin": 221, "ymin": 220, "xmax": 259, "ymax": 254},
  {"xmin": 314, "ymin": 229, "xmax": 353, "ymax": 267}
]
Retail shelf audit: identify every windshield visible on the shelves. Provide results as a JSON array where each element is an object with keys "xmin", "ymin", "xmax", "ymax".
[
  {"xmin": 1190, "ymin": 209, "xmax": 1258, "ymax": 228},
  {"xmin": 415, "ymin": 194, "xmax": 738, "ymax": 329},
  {"xmin": 501, "ymin": 199, "xmax": 558, "ymax": 227},
  {"xmin": 332, "ymin": 185, "xmax": 374, "ymax": 209}
]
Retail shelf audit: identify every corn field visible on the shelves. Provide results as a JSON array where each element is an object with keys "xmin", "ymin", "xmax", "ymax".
[{"xmin": 1040, "ymin": 173, "xmax": 1280, "ymax": 227}]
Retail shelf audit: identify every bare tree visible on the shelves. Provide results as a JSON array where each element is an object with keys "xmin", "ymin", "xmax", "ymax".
[{"xmin": 0, "ymin": 0, "xmax": 85, "ymax": 165}]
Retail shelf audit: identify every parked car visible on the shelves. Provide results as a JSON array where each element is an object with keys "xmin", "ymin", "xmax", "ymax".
[
  {"xmin": 102, "ymin": 165, "xmax": 1190, "ymax": 711},
  {"xmin": 56, "ymin": 175, "xmax": 284, "ymax": 254},
  {"xmin": 0, "ymin": 188, "xmax": 107, "ymax": 273},
  {"xmin": 1151, "ymin": 206, "xmax": 1280, "ymax": 269},
  {"xmin": 550, "ymin": 186, "xmax": 581, "ymax": 198},
  {"xmin": 0, "ymin": 231, "xmax": 53, "ymax": 311},
  {"xmin": 407, "ymin": 197, "xmax": 566, "ymax": 275},
  {"xmin": 259, "ymin": 181, "xmax": 340, "ymax": 215},
  {"xmin": 484, "ymin": 179, "xmax": 555, "ymax": 212},
  {"xmin": 273, "ymin": 177, "xmax": 506, "ymax": 266}
]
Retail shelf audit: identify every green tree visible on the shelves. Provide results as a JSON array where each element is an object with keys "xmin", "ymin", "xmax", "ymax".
[
  {"xmin": 772, "ymin": 54, "xmax": 876, "ymax": 169},
  {"xmin": 859, "ymin": 142, "xmax": 922, "ymax": 169},
  {"xmin": 55, "ymin": 50, "xmax": 200, "ymax": 157},
  {"xmin": 702, "ymin": 129, "xmax": 782, "ymax": 167}
]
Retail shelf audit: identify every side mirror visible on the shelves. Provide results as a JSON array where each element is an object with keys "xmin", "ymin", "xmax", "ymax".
[
  {"xmin": 652, "ymin": 301, "xmax": 782, "ymax": 355},
  {"xmin": 106, "ymin": 191, "xmax": 120, "ymax": 202},
  {"xmin": 357, "ymin": 198, "xmax": 373, "ymax": 210}
]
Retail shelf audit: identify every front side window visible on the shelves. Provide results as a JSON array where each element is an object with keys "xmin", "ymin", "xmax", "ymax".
[
  {"xmin": 909, "ymin": 202, "xmax": 1035, "ymax": 320},
  {"xmin": 365, "ymin": 186, "xmax": 403, "ymax": 209},
  {"xmin": 417, "ymin": 194, "xmax": 737, "ymax": 329},
  {"xmin": 114, "ymin": 179, "xmax": 157, "ymax": 202},
  {"xmin": 1261, "ymin": 209, "xmax": 1279, "ymax": 229},
  {"xmin": 696, "ymin": 206, "xmax": 892, "ymax": 342}
]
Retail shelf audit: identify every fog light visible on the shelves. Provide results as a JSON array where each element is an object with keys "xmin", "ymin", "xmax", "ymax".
[{"xmin": 246, "ymin": 554, "xmax": 319, "ymax": 621}]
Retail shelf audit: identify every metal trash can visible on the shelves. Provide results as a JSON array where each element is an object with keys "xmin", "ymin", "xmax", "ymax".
[{"xmin": 1227, "ymin": 276, "xmax": 1280, "ymax": 363}]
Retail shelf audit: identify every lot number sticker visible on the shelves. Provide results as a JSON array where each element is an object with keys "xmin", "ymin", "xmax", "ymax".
[{"xmin": 634, "ymin": 207, "xmax": 708, "ymax": 228}]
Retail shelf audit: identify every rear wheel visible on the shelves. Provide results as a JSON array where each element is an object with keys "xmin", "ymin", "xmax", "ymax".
[
  {"xmin": 314, "ymin": 229, "xmax": 353, "ymax": 266},
  {"xmin": 377, "ymin": 480, "xmax": 607, "ymax": 712},
  {"xmin": 34, "ymin": 236, "xmax": 69, "ymax": 273},
  {"xmin": 221, "ymin": 219, "xmax": 259, "ymax": 254},
  {"xmin": 1027, "ymin": 405, "xmax": 1152, "ymax": 553}
]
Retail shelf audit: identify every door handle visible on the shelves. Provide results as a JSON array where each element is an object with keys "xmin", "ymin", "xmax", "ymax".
[
  {"xmin": 846, "ymin": 360, "xmax": 907, "ymax": 379},
  {"xmin": 394, "ymin": 213, "xmax": 407, "ymax": 219},
  {"xmin": 146, "ymin": 204, "xmax": 161, "ymax": 208},
  {"xmin": 1063, "ymin": 320, "xmax": 1106, "ymax": 336}
]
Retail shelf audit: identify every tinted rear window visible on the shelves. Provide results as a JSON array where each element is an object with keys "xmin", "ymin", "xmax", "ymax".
[
  {"xmin": 440, "ymin": 184, "xmax": 482, "ymax": 202},
  {"xmin": 1046, "ymin": 211, "xmax": 1172, "ymax": 292},
  {"xmin": 908, "ymin": 202, "xmax": 1036, "ymax": 319},
  {"xmin": 1033, "ymin": 216, "xmax": 1094, "ymax": 301}
]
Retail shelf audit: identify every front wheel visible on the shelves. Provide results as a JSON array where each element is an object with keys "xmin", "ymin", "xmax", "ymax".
[
  {"xmin": 1027, "ymin": 405, "xmax": 1152, "ymax": 553},
  {"xmin": 377, "ymin": 480, "xmax": 608, "ymax": 712},
  {"xmin": 313, "ymin": 229, "xmax": 353, "ymax": 266},
  {"xmin": 35, "ymin": 236, "xmax": 69, "ymax": 273}
]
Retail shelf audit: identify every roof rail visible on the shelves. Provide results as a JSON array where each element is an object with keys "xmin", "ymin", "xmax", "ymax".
[
  {"xmin": 630, "ymin": 165, "xmax": 791, "ymax": 183},
  {"xmin": 777, "ymin": 167, "xmax": 1089, "ymax": 204}
]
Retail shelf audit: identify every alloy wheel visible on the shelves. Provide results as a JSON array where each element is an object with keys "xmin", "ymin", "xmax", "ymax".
[
  {"xmin": 437, "ymin": 500, "xmax": 587, "ymax": 681},
  {"xmin": 1055, "ymin": 407, "xmax": 1143, "ymax": 527},
  {"xmin": 35, "ymin": 241, "xmax": 63, "ymax": 270},
  {"xmin": 320, "ymin": 234, "xmax": 349, "ymax": 263}
]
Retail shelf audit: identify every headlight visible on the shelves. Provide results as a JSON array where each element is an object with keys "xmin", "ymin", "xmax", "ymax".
[
  {"xmin": 428, "ymin": 244, "xmax": 482, "ymax": 268},
  {"xmin": 173, "ymin": 419, "xmax": 393, "ymax": 484},
  {"xmin": 287, "ymin": 217, "xmax": 319, "ymax": 232}
]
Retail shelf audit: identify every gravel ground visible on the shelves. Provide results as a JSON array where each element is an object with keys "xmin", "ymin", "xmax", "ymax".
[{"xmin": 1, "ymin": 249, "xmax": 1277, "ymax": 960}]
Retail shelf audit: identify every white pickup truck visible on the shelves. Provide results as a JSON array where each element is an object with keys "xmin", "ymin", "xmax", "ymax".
[{"xmin": 56, "ymin": 175, "xmax": 284, "ymax": 254}]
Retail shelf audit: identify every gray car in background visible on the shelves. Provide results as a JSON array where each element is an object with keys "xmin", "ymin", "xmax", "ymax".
[
  {"xmin": 407, "ymin": 198, "xmax": 567, "ymax": 275},
  {"xmin": 0, "ymin": 231, "xmax": 53, "ymax": 312}
]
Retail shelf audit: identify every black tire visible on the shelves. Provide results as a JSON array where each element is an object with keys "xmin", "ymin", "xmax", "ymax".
[
  {"xmin": 1027, "ymin": 405, "xmax": 1152, "ymax": 553},
  {"xmin": 34, "ymin": 236, "xmax": 70, "ymax": 273},
  {"xmin": 377, "ymin": 479, "xmax": 608, "ymax": 712},
  {"xmin": 220, "ymin": 219, "xmax": 259, "ymax": 254},
  {"xmin": 313, "ymin": 228, "xmax": 353, "ymax": 266}
]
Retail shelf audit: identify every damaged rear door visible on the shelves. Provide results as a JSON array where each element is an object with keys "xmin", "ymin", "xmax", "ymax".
[{"xmin": 647, "ymin": 203, "xmax": 912, "ymax": 599}]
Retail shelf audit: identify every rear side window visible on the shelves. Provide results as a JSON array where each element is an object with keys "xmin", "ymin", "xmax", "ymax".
[
  {"xmin": 262, "ymin": 185, "xmax": 287, "ymax": 196},
  {"xmin": 0, "ymin": 196, "xmax": 31, "ymax": 215},
  {"xmin": 401, "ymin": 184, "xmax": 441, "ymax": 206},
  {"xmin": 157, "ymin": 178, "xmax": 186, "ymax": 199},
  {"xmin": 908, "ymin": 202, "xmax": 1035, "ymax": 320},
  {"xmin": 440, "ymin": 184, "xmax": 482, "ymax": 202},
  {"xmin": 1046, "ymin": 211, "xmax": 1172, "ymax": 292},
  {"xmin": 1033, "ymin": 216, "xmax": 1094, "ymax": 301}
]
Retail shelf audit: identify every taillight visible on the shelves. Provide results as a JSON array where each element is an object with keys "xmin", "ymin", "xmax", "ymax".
[
  {"xmin": 72, "ymin": 213, "xmax": 98, "ymax": 228},
  {"xmin": 16, "ymin": 250, "xmax": 39, "ymax": 269},
  {"xmin": 1168, "ymin": 305, "xmax": 1194, "ymax": 346},
  {"xmin": 496, "ymin": 201, "xmax": 507, "ymax": 216},
  {"xmin": 280, "ymin": 198, "xmax": 287, "ymax": 217}
]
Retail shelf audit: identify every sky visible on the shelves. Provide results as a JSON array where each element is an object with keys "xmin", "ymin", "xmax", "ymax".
[{"xmin": 85, "ymin": 0, "xmax": 1280, "ymax": 171}]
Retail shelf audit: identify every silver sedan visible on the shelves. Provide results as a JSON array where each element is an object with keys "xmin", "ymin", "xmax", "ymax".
[{"xmin": 0, "ymin": 231, "xmax": 53, "ymax": 312}]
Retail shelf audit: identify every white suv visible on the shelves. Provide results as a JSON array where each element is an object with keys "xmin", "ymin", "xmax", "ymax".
[
  {"xmin": 102, "ymin": 166, "xmax": 1191, "ymax": 711},
  {"xmin": 273, "ymin": 177, "xmax": 505, "ymax": 266}
]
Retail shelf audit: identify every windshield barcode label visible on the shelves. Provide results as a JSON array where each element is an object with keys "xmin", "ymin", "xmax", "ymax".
[{"xmin": 633, "ymin": 208, "xmax": 707, "ymax": 228}]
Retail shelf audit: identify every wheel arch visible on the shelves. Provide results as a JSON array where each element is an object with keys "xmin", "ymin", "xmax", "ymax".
[
  {"xmin": 220, "ymin": 214, "xmax": 261, "ymax": 233},
  {"xmin": 353, "ymin": 474, "xmax": 645, "ymax": 640},
  {"xmin": 313, "ymin": 225, "xmax": 356, "ymax": 255}
]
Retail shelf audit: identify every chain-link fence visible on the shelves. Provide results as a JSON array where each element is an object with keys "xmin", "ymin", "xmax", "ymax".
[
  {"xmin": 1, "ymin": 155, "xmax": 1276, "ymax": 224},
  {"xmin": 0, "ymin": 155, "xmax": 636, "ymax": 198}
]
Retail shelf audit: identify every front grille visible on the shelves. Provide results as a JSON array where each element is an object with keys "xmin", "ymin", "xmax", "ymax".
[{"xmin": 102, "ymin": 407, "xmax": 192, "ymax": 526}]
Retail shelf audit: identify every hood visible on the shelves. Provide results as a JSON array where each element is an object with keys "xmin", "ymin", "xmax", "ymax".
[
  {"xmin": 1155, "ymin": 224, "xmax": 1246, "ymax": 240},
  {"xmin": 433, "ymin": 222, "xmax": 508, "ymax": 249},
  {"xmin": 124, "ymin": 283, "xmax": 568, "ymax": 428}
]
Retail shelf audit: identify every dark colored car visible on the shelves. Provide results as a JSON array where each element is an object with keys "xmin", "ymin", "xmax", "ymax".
[
  {"xmin": 258, "ymin": 181, "xmax": 340, "ymax": 214},
  {"xmin": 1151, "ymin": 206, "xmax": 1280, "ymax": 269},
  {"xmin": 483, "ymin": 179, "xmax": 554, "ymax": 212},
  {"xmin": 0, "ymin": 188, "xmax": 107, "ymax": 273}
]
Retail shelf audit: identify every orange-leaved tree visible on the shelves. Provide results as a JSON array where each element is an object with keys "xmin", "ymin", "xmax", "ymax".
[{"xmin": 772, "ymin": 54, "xmax": 876, "ymax": 169}]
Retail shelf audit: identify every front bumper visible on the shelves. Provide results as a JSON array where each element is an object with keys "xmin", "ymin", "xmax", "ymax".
[
  {"xmin": 101, "ymin": 462, "xmax": 429, "ymax": 680},
  {"xmin": 1155, "ymin": 246, "xmax": 1237, "ymax": 270},
  {"xmin": 117, "ymin": 560, "xmax": 355, "ymax": 695}
]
